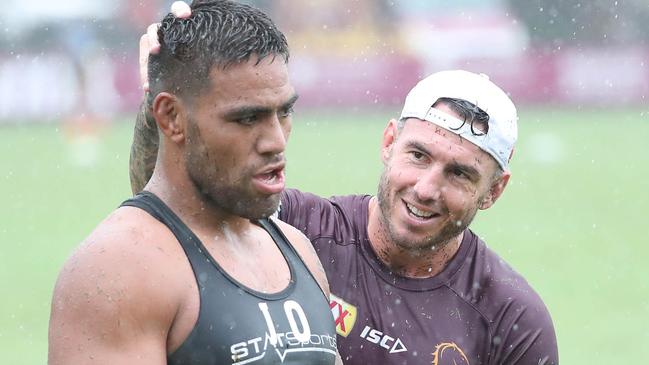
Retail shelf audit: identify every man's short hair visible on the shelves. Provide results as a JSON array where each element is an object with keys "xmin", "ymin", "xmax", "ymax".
[
  {"xmin": 148, "ymin": 0, "xmax": 289, "ymax": 104},
  {"xmin": 433, "ymin": 97, "xmax": 490, "ymax": 135},
  {"xmin": 398, "ymin": 97, "xmax": 490, "ymax": 135}
]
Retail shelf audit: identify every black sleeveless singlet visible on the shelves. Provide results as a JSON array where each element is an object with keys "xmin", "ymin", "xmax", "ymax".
[{"xmin": 121, "ymin": 192, "xmax": 337, "ymax": 365}]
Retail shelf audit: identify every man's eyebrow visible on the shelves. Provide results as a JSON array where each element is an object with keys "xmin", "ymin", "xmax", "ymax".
[
  {"xmin": 281, "ymin": 93, "xmax": 299, "ymax": 109},
  {"xmin": 224, "ymin": 105, "xmax": 270, "ymax": 119},
  {"xmin": 404, "ymin": 140, "xmax": 431, "ymax": 155},
  {"xmin": 448, "ymin": 161, "xmax": 480, "ymax": 179},
  {"xmin": 223, "ymin": 93, "xmax": 299, "ymax": 119},
  {"xmin": 405, "ymin": 140, "xmax": 481, "ymax": 178}
]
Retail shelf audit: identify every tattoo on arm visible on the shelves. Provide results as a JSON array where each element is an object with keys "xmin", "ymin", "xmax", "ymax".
[{"xmin": 129, "ymin": 99, "xmax": 159, "ymax": 194}]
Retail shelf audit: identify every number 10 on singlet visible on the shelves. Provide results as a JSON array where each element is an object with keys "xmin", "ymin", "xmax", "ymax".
[{"xmin": 258, "ymin": 301, "xmax": 312, "ymax": 345}]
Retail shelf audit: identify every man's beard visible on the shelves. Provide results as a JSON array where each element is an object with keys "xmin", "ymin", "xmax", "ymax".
[
  {"xmin": 189, "ymin": 171, "xmax": 281, "ymax": 220},
  {"xmin": 184, "ymin": 122, "xmax": 280, "ymax": 220},
  {"xmin": 376, "ymin": 167, "xmax": 478, "ymax": 252}
]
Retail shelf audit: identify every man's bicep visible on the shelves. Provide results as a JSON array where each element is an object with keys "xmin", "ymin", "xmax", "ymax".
[
  {"xmin": 48, "ymin": 239, "xmax": 168, "ymax": 364},
  {"xmin": 129, "ymin": 100, "xmax": 159, "ymax": 194}
]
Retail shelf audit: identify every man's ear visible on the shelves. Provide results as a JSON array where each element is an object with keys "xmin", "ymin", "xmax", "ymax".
[
  {"xmin": 479, "ymin": 172, "xmax": 511, "ymax": 210},
  {"xmin": 381, "ymin": 119, "xmax": 399, "ymax": 164},
  {"xmin": 151, "ymin": 92, "xmax": 186, "ymax": 144}
]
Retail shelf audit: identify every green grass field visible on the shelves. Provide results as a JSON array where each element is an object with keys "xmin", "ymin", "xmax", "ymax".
[{"xmin": 1, "ymin": 107, "xmax": 648, "ymax": 364}]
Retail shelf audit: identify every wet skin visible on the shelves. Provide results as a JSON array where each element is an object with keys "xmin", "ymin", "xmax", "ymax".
[{"xmin": 368, "ymin": 104, "xmax": 509, "ymax": 277}]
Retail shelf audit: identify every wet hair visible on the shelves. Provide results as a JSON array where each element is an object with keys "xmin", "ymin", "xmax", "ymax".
[
  {"xmin": 397, "ymin": 97, "xmax": 503, "ymax": 174},
  {"xmin": 148, "ymin": 0, "xmax": 289, "ymax": 105},
  {"xmin": 398, "ymin": 97, "xmax": 490, "ymax": 135},
  {"xmin": 433, "ymin": 97, "xmax": 490, "ymax": 135}
]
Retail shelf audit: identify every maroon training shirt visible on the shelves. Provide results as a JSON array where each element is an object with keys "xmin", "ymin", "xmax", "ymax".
[{"xmin": 279, "ymin": 189, "xmax": 558, "ymax": 365}]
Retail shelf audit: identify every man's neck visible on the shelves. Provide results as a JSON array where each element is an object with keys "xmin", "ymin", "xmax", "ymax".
[{"xmin": 367, "ymin": 197, "xmax": 463, "ymax": 279}]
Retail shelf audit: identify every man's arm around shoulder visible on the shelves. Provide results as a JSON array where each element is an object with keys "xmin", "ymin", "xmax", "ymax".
[{"xmin": 130, "ymin": 100, "xmax": 159, "ymax": 194}]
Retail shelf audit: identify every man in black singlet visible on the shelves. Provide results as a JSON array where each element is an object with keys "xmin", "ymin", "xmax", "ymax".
[
  {"xmin": 48, "ymin": 2, "xmax": 341, "ymax": 364},
  {"xmin": 131, "ymin": 4, "xmax": 558, "ymax": 365}
]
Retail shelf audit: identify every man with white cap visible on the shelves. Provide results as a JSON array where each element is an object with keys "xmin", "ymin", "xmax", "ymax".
[
  {"xmin": 130, "ymin": 5, "xmax": 558, "ymax": 363},
  {"xmin": 277, "ymin": 70, "xmax": 558, "ymax": 365}
]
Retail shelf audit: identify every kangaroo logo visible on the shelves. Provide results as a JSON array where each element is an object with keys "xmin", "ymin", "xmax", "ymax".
[{"xmin": 431, "ymin": 342, "xmax": 469, "ymax": 365}]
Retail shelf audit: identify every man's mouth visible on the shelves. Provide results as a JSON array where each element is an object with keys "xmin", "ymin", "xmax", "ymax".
[
  {"xmin": 257, "ymin": 169, "xmax": 282, "ymax": 183},
  {"xmin": 405, "ymin": 201, "xmax": 437, "ymax": 219},
  {"xmin": 251, "ymin": 164, "xmax": 285, "ymax": 195}
]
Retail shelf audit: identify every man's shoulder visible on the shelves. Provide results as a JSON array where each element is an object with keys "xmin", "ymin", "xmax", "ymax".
[
  {"xmin": 329, "ymin": 193, "xmax": 373, "ymax": 211},
  {"xmin": 83, "ymin": 205, "xmax": 176, "ymax": 257},
  {"xmin": 453, "ymin": 232, "xmax": 558, "ymax": 363},
  {"xmin": 279, "ymin": 189, "xmax": 372, "ymax": 242},
  {"xmin": 281, "ymin": 188, "xmax": 369, "ymax": 207},
  {"xmin": 468, "ymin": 234, "xmax": 547, "ymax": 306},
  {"xmin": 48, "ymin": 205, "xmax": 193, "ymax": 364},
  {"xmin": 53, "ymin": 205, "xmax": 187, "ymax": 319},
  {"xmin": 280, "ymin": 188, "xmax": 371, "ymax": 219},
  {"xmin": 458, "ymin": 232, "xmax": 555, "ymax": 330}
]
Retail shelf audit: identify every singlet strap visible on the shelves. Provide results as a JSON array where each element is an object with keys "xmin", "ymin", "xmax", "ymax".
[
  {"xmin": 120, "ymin": 191, "xmax": 165, "ymax": 222},
  {"xmin": 120, "ymin": 191, "xmax": 208, "ymax": 286},
  {"xmin": 256, "ymin": 218, "xmax": 296, "ymax": 257},
  {"xmin": 120, "ymin": 191, "xmax": 305, "ymax": 299},
  {"xmin": 120, "ymin": 191, "xmax": 195, "ymax": 244},
  {"xmin": 257, "ymin": 218, "xmax": 328, "ymax": 300}
]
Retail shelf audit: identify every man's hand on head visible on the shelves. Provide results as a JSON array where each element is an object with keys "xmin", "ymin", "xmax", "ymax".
[
  {"xmin": 131, "ymin": 1, "xmax": 191, "ymax": 194},
  {"xmin": 139, "ymin": 1, "xmax": 192, "ymax": 92},
  {"xmin": 139, "ymin": 23, "xmax": 160, "ymax": 92},
  {"xmin": 171, "ymin": 1, "xmax": 192, "ymax": 18}
]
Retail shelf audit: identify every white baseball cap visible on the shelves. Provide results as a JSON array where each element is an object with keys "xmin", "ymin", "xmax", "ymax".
[{"xmin": 399, "ymin": 70, "xmax": 518, "ymax": 171}]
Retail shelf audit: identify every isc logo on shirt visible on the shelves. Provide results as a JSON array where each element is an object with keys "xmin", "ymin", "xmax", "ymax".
[
  {"xmin": 359, "ymin": 325, "xmax": 407, "ymax": 354},
  {"xmin": 329, "ymin": 293, "xmax": 357, "ymax": 337}
]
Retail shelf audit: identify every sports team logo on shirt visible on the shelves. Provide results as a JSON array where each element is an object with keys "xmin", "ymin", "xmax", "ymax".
[
  {"xmin": 431, "ymin": 342, "xmax": 469, "ymax": 365},
  {"xmin": 329, "ymin": 293, "xmax": 357, "ymax": 337}
]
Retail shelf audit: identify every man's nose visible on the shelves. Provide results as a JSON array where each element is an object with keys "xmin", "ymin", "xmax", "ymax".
[
  {"xmin": 257, "ymin": 115, "xmax": 289, "ymax": 155},
  {"xmin": 412, "ymin": 167, "xmax": 444, "ymax": 202}
]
